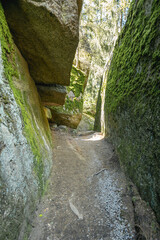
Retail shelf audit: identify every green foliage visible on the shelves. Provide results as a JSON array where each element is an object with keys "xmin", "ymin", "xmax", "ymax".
[
  {"xmin": 105, "ymin": 0, "xmax": 160, "ymax": 223},
  {"xmin": 52, "ymin": 66, "xmax": 86, "ymax": 115},
  {"xmin": 81, "ymin": 0, "xmax": 131, "ymax": 118},
  {"xmin": 68, "ymin": 66, "xmax": 85, "ymax": 97},
  {"xmin": 65, "ymin": 66, "xmax": 85, "ymax": 113}
]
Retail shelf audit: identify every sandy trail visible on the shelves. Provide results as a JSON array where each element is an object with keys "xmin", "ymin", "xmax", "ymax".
[{"xmin": 29, "ymin": 129, "xmax": 135, "ymax": 240}]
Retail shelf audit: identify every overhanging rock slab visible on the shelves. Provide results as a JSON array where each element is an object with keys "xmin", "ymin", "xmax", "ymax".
[
  {"xmin": 2, "ymin": 0, "xmax": 81, "ymax": 86},
  {"xmin": 37, "ymin": 84, "xmax": 67, "ymax": 106}
]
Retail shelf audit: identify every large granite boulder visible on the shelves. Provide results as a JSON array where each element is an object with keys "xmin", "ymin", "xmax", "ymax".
[
  {"xmin": 1, "ymin": 0, "xmax": 82, "ymax": 86},
  {"xmin": 0, "ymin": 4, "xmax": 52, "ymax": 239},
  {"xmin": 50, "ymin": 110, "xmax": 82, "ymax": 129}
]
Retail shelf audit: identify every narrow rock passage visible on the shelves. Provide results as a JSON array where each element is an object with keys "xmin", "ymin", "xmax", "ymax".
[{"xmin": 29, "ymin": 128, "xmax": 135, "ymax": 240}]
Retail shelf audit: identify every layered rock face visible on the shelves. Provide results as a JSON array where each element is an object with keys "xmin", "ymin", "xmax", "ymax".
[
  {"xmin": 102, "ymin": 0, "xmax": 160, "ymax": 223},
  {"xmin": 49, "ymin": 66, "xmax": 86, "ymax": 128}
]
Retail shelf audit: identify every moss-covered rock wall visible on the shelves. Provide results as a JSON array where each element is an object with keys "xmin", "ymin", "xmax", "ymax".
[
  {"xmin": 104, "ymin": 0, "xmax": 160, "ymax": 222},
  {"xmin": 0, "ymin": 3, "xmax": 52, "ymax": 239}
]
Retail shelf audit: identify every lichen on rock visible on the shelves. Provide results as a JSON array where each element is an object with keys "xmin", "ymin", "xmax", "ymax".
[{"xmin": 0, "ymin": 3, "xmax": 52, "ymax": 239}]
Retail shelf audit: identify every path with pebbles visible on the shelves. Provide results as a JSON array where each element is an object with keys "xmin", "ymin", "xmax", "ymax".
[{"xmin": 29, "ymin": 128, "xmax": 136, "ymax": 240}]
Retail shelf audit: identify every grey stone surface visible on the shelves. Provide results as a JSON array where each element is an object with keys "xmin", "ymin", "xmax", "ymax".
[
  {"xmin": 0, "ymin": 40, "xmax": 52, "ymax": 239},
  {"xmin": 50, "ymin": 109, "xmax": 82, "ymax": 129},
  {"xmin": 37, "ymin": 84, "xmax": 67, "ymax": 106},
  {"xmin": 2, "ymin": 0, "xmax": 81, "ymax": 86},
  {"xmin": 0, "ymin": 41, "xmax": 36, "ymax": 239}
]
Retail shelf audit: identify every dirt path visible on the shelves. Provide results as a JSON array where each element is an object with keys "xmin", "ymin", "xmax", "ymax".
[{"xmin": 29, "ymin": 129, "xmax": 136, "ymax": 240}]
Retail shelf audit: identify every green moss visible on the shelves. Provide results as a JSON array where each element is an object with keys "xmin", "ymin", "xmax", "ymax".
[
  {"xmin": 0, "ymin": 2, "xmax": 52, "ymax": 195},
  {"xmin": 0, "ymin": 3, "xmax": 53, "ymax": 239},
  {"xmin": 68, "ymin": 66, "xmax": 85, "ymax": 96},
  {"xmin": 105, "ymin": 0, "xmax": 160, "ymax": 113},
  {"xmin": 51, "ymin": 66, "xmax": 86, "ymax": 115},
  {"xmin": 105, "ymin": 0, "xmax": 160, "ymax": 223},
  {"xmin": 65, "ymin": 66, "xmax": 85, "ymax": 113}
]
